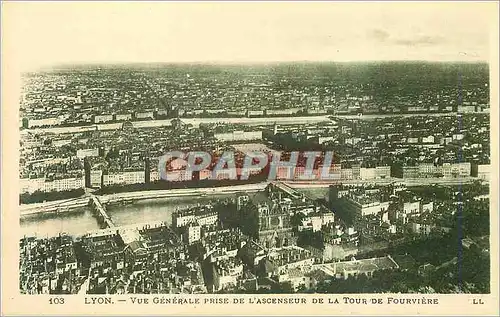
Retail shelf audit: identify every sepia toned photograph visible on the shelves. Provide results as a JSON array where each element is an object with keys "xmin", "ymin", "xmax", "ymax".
[{"xmin": 2, "ymin": 1, "xmax": 499, "ymax": 316}]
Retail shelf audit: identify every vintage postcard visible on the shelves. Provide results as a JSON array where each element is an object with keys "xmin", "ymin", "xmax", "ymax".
[{"xmin": 1, "ymin": 1, "xmax": 499, "ymax": 316}]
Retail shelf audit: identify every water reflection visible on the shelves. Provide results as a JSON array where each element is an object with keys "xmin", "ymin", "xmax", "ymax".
[
  {"xmin": 20, "ymin": 208, "xmax": 98, "ymax": 238},
  {"xmin": 106, "ymin": 195, "xmax": 231, "ymax": 226},
  {"xmin": 20, "ymin": 194, "xmax": 235, "ymax": 238}
]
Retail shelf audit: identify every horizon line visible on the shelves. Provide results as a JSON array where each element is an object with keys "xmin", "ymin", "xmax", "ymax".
[{"xmin": 31, "ymin": 59, "xmax": 489, "ymax": 72}]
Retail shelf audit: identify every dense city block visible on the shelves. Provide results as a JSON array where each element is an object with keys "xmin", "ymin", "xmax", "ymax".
[{"xmin": 19, "ymin": 63, "xmax": 490, "ymax": 294}]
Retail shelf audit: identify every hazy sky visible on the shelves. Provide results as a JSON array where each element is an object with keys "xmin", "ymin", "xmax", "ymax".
[{"xmin": 2, "ymin": 2, "xmax": 496, "ymax": 71}]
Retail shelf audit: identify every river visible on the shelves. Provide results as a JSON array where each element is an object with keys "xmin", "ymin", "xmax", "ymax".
[
  {"xmin": 106, "ymin": 194, "xmax": 233, "ymax": 226},
  {"xmin": 19, "ymin": 178, "xmax": 481, "ymax": 238},
  {"xmin": 19, "ymin": 194, "xmax": 236, "ymax": 238},
  {"xmin": 20, "ymin": 207, "xmax": 98, "ymax": 238},
  {"xmin": 21, "ymin": 116, "xmax": 331, "ymax": 135}
]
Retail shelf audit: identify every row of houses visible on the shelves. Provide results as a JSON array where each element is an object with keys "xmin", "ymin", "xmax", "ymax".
[
  {"xmin": 392, "ymin": 162, "xmax": 472, "ymax": 179},
  {"xmin": 20, "ymin": 174, "xmax": 85, "ymax": 194}
]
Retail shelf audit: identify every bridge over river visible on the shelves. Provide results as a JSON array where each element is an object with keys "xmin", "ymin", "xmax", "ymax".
[{"xmin": 89, "ymin": 194, "xmax": 115, "ymax": 228}]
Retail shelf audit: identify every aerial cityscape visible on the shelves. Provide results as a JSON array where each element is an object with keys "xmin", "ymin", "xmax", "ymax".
[{"xmin": 19, "ymin": 62, "xmax": 490, "ymax": 295}]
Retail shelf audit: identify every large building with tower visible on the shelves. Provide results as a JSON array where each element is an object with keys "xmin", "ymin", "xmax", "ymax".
[{"xmin": 238, "ymin": 183, "xmax": 303, "ymax": 248}]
